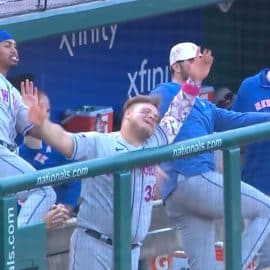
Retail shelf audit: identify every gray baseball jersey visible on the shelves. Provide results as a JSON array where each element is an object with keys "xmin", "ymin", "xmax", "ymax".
[
  {"xmin": 69, "ymin": 87, "xmax": 197, "ymax": 270},
  {"xmin": 0, "ymin": 73, "xmax": 56, "ymax": 227},
  {"xmin": 73, "ymin": 128, "xmax": 167, "ymax": 242},
  {"xmin": 0, "ymin": 73, "xmax": 33, "ymax": 145}
]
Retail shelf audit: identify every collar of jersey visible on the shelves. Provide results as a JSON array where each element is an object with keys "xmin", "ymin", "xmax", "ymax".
[{"xmin": 116, "ymin": 133, "xmax": 144, "ymax": 151}]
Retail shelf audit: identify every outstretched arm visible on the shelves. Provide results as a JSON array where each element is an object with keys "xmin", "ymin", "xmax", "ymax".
[
  {"xmin": 30, "ymin": 116, "xmax": 74, "ymax": 158},
  {"xmin": 160, "ymin": 48, "xmax": 213, "ymax": 144},
  {"xmin": 22, "ymin": 82, "xmax": 74, "ymax": 158}
]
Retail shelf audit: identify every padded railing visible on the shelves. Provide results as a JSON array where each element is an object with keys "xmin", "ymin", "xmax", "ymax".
[{"xmin": 1, "ymin": 122, "xmax": 270, "ymax": 270}]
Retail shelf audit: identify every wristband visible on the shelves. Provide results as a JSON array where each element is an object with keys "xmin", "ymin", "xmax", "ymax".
[{"xmin": 182, "ymin": 82, "xmax": 200, "ymax": 96}]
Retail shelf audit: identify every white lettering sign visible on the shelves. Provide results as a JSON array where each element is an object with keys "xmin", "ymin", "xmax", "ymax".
[
  {"xmin": 59, "ymin": 24, "xmax": 118, "ymax": 56},
  {"xmin": 7, "ymin": 207, "xmax": 15, "ymax": 269},
  {"xmin": 127, "ymin": 58, "xmax": 170, "ymax": 96}
]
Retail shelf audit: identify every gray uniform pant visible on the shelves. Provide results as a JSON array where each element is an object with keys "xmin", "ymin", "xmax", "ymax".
[
  {"xmin": 69, "ymin": 227, "xmax": 141, "ymax": 270},
  {"xmin": 0, "ymin": 147, "xmax": 56, "ymax": 226},
  {"xmin": 256, "ymin": 221, "xmax": 270, "ymax": 269},
  {"xmin": 164, "ymin": 171, "xmax": 270, "ymax": 270}
]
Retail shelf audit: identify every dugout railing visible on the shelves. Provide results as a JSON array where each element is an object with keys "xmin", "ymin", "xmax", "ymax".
[{"xmin": 1, "ymin": 122, "xmax": 270, "ymax": 270}]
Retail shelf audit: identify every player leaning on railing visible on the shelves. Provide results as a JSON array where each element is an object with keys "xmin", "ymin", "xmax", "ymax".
[{"xmin": 22, "ymin": 49, "xmax": 213, "ymax": 270}]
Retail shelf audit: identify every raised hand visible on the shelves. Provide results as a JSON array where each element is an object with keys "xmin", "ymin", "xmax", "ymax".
[
  {"xmin": 21, "ymin": 79, "xmax": 38, "ymax": 108},
  {"xmin": 189, "ymin": 48, "xmax": 214, "ymax": 82},
  {"xmin": 28, "ymin": 99, "xmax": 48, "ymax": 126}
]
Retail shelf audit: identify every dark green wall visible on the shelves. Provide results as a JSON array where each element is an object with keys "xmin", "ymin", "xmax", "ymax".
[{"xmin": 203, "ymin": 0, "xmax": 270, "ymax": 92}]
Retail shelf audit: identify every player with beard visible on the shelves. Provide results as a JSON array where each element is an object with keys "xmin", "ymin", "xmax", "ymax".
[{"xmin": 23, "ymin": 48, "xmax": 213, "ymax": 270}]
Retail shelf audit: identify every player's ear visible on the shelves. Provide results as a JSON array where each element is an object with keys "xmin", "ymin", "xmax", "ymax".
[
  {"xmin": 171, "ymin": 62, "xmax": 181, "ymax": 73},
  {"xmin": 124, "ymin": 108, "xmax": 132, "ymax": 120}
]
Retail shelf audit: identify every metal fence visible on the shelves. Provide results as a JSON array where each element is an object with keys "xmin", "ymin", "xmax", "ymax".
[{"xmin": 0, "ymin": 0, "xmax": 100, "ymax": 18}]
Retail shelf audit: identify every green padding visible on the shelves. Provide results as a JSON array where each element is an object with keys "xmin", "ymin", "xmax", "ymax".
[{"xmin": 17, "ymin": 223, "xmax": 47, "ymax": 270}]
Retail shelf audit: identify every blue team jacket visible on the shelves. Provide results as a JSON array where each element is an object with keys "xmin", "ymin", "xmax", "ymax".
[
  {"xmin": 151, "ymin": 82, "xmax": 270, "ymax": 199},
  {"xmin": 232, "ymin": 68, "xmax": 270, "ymax": 194}
]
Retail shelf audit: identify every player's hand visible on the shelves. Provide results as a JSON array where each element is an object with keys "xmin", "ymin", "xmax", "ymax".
[
  {"xmin": 44, "ymin": 204, "xmax": 70, "ymax": 230},
  {"xmin": 21, "ymin": 79, "xmax": 38, "ymax": 108},
  {"xmin": 189, "ymin": 48, "xmax": 213, "ymax": 82},
  {"xmin": 28, "ymin": 99, "xmax": 48, "ymax": 126}
]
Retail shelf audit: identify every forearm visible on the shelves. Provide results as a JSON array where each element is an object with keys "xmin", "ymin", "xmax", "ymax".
[
  {"xmin": 160, "ymin": 79, "xmax": 200, "ymax": 144},
  {"xmin": 159, "ymin": 47, "xmax": 213, "ymax": 141},
  {"xmin": 29, "ymin": 119, "xmax": 74, "ymax": 158}
]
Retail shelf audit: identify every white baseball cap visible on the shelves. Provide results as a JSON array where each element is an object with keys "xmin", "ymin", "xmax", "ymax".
[{"xmin": 169, "ymin": 42, "xmax": 200, "ymax": 65}]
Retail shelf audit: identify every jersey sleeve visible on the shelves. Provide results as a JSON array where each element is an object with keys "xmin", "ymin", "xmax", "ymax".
[
  {"xmin": 15, "ymin": 89, "xmax": 34, "ymax": 135},
  {"xmin": 70, "ymin": 132, "xmax": 99, "ymax": 160},
  {"xmin": 159, "ymin": 82, "xmax": 198, "ymax": 144},
  {"xmin": 214, "ymin": 105, "xmax": 270, "ymax": 131},
  {"xmin": 150, "ymin": 124, "xmax": 169, "ymax": 146},
  {"xmin": 150, "ymin": 84, "xmax": 179, "ymax": 117}
]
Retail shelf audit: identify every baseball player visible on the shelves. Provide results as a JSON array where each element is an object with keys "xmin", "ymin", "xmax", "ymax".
[
  {"xmin": 150, "ymin": 42, "xmax": 270, "ymax": 270},
  {"xmin": 0, "ymin": 30, "xmax": 56, "ymax": 226},
  {"xmin": 232, "ymin": 68, "xmax": 270, "ymax": 269},
  {"xmin": 24, "ymin": 48, "xmax": 213, "ymax": 270}
]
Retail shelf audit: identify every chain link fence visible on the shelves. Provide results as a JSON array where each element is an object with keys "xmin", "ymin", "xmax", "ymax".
[{"xmin": 0, "ymin": 0, "xmax": 102, "ymax": 18}]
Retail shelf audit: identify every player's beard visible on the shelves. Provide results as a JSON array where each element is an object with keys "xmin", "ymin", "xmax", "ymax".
[
  {"xmin": 179, "ymin": 67, "xmax": 189, "ymax": 82},
  {"xmin": 177, "ymin": 62, "xmax": 190, "ymax": 82},
  {"xmin": 130, "ymin": 120, "xmax": 152, "ymax": 142}
]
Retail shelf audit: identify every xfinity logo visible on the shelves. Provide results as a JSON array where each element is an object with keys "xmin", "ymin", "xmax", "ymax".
[
  {"xmin": 127, "ymin": 58, "xmax": 170, "ymax": 96},
  {"xmin": 59, "ymin": 25, "xmax": 118, "ymax": 56}
]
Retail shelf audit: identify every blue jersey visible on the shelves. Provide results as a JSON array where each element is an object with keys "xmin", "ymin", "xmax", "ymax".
[
  {"xmin": 232, "ymin": 68, "xmax": 270, "ymax": 194},
  {"xmin": 151, "ymin": 82, "xmax": 270, "ymax": 199},
  {"xmin": 19, "ymin": 143, "xmax": 81, "ymax": 208}
]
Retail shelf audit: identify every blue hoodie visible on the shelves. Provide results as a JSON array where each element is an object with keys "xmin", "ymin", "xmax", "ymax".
[
  {"xmin": 232, "ymin": 68, "xmax": 270, "ymax": 194},
  {"xmin": 151, "ymin": 80, "xmax": 270, "ymax": 199}
]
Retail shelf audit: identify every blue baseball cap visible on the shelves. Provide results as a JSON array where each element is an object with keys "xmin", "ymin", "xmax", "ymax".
[{"xmin": 0, "ymin": 30, "xmax": 13, "ymax": 43}]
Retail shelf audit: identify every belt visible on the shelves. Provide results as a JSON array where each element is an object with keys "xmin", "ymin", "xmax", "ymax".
[
  {"xmin": 85, "ymin": 228, "xmax": 140, "ymax": 250},
  {"xmin": 0, "ymin": 140, "xmax": 17, "ymax": 152}
]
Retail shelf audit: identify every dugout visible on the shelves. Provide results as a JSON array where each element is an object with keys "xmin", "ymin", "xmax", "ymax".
[{"xmin": 1, "ymin": 1, "xmax": 270, "ymax": 270}]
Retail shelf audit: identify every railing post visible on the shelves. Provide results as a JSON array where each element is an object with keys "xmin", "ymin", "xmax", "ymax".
[
  {"xmin": 17, "ymin": 223, "xmax": 47, "ymax": 269},
  {"xmin": 223, "ymin": 147, "xmax": 242, "ymax": 270},
  {"xmin": 113, "ymin": 171, "xmax": 131, "ymax": 270},
  {"xmin": 0, "ymin": 194, "xmax": 18, "ymax": 270}
]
